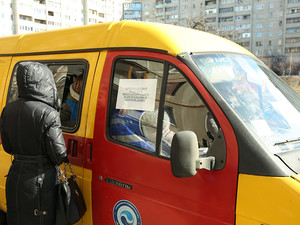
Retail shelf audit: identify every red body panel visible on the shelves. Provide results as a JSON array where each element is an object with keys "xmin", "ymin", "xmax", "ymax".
[
  {"xmin": 63, "ymin": 134, "xmax": 85, "ymax": 167},
  {"xmin": 92, "ymin": 51, "xmax": 239, "ymax": 224}
]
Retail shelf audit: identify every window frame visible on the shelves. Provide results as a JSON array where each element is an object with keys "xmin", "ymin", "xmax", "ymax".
[
  {"xmin": 6, "ymin": 59, "xmax": 89, "ymax": 133},
  {"xmin": 106, "ymin": 55, "xmax": 216, "ymax": 159}
]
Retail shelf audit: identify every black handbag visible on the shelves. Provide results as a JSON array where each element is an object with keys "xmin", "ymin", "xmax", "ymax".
[{"xmin": 56, "ymin": 163, "xmax": 86, "ymax": 225}]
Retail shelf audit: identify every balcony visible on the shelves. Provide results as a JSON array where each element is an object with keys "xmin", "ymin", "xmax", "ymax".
[
  {"xmin": 205, "ymin": 0, "xmax": 216, "ymax": 6},
  {"xmin": 156, "ymin": 4, "xmax": 165, "ymax": 8}
]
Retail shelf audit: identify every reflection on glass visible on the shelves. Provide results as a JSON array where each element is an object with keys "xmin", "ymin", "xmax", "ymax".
[{"xmin": 192, "ymin": 53, "xmax": 300, "ymax": 153}]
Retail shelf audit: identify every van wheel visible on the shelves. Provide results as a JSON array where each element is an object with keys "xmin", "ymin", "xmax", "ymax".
[{"xmin": 0, "ymin": 210, "xmax": 7, "ymax": 225}]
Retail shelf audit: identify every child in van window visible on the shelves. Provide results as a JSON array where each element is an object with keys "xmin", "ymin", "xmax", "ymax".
[{"xmin": 60, "ymin": 74, "xmax": 83, "ymax": 126}]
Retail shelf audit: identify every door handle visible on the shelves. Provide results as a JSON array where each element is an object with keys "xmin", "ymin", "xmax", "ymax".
[{"xmin": 68, "ymin": 139, "xmax": 78, "ymax": 157}]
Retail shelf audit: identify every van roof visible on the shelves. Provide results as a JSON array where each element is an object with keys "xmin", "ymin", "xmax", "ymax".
[{"xmin": 0, "ymin": 20, "xmax": 252, "ymax": 57}]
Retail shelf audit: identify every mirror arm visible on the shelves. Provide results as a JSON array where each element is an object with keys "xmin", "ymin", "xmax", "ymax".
[{"xmin": 196, "ymin": 156, "xmax": 215, "ymax": 171}]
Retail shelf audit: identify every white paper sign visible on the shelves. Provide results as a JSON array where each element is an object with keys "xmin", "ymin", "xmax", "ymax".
[{"xmin": 116, "ymin": 79, "xmax": 157, "ymax": 111}]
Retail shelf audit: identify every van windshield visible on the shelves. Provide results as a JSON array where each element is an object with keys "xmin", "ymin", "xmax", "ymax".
[{"xmin": 192, "ymin": 53, "xmax": 300, "ymax": 154}]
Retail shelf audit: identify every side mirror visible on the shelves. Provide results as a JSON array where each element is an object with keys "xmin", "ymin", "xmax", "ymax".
[{"xmin": 170, "ymin": 131, "xmax": 215, "ymax": 178}]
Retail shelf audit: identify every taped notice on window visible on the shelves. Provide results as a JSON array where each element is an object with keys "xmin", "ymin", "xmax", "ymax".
[{"xmin": 116, "ymin": 79, "xmax": 157, "ymax": 111}]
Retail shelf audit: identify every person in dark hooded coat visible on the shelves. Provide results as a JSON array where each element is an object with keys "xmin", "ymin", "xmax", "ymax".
[{"xmin": 0, "ymin": 62, "xmax": 68, "ymax": 225}]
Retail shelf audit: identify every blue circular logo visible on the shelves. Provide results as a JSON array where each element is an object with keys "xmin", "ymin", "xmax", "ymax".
[{"xmin": 113, "ymin": 200, "xmax": 142, "ymax": 225}]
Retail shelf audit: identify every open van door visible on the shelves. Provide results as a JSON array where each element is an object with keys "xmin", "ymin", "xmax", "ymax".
[
  {"xmin": 1, "ymin": 52, "xmax": 100, "ymax": 225},
  {"xmin": 92, "ymin": 51, "xmax": 239, "ymax": 225},
  {"xmin": 0, "ymin": 56, "xmax": 13, "ymax": 215}
]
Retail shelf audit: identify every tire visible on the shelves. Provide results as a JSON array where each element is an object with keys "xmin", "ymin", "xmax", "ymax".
[{"xmin": 0, "ymin": 210, "xmax": 7, "ymax": 225}]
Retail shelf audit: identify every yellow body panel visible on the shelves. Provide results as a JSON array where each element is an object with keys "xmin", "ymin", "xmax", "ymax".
[
  {"xmin": 0, "ymin": 35, "xmax": 22, "ymax": 54},
  {"xmin": 85, "ymin": 51, "xmax": 107, "ymax": 139},
  {"xmin": 0, "ymin": 149, "xmax": 10, "ymax": 212},
  {"xmin": 0, "ymin": 57, "xmax": 12, "ymax": 110},
  {"xmin": 236, "ymin": 174, "xmax": 300, "ymax": 225},
  {"xmin": 0, "ymin": 21, "xmax": 252, "ymax": 57},
  {"xmin": 81, "ymin": 169, "xmax": 93, "ymax": 225}
]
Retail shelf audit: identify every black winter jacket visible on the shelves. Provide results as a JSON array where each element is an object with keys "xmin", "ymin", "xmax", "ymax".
[{"xmin": 0, "ymin": 62, "xmax": 67, "ymax": 225}]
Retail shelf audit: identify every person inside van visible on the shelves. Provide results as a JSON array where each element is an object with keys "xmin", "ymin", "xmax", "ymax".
[
  {"xmin": 60, "ymin": 74, "xmax": 83, "ymax": 126},
  {"xmin": 110, "ymin": 109, "xmax": 174, "ymax": 156}
]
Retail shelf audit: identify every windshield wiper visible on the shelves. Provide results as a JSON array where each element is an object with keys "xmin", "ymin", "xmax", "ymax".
[{"xmin": 274, "ymin": 137, "xmax": 300, "ymax": 146}]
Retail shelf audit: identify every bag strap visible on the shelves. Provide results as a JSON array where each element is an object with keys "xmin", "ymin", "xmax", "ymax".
[
  {"xmin": 64, "ymin": 162, "xmax": 76, "ymax": 179},
  {"xmin": 57, "ymin": 165, "xmax": 68, "ymax": 184}
]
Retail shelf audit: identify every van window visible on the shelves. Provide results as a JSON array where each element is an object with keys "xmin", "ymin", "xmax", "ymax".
[
  {"xmin": 192, "ymin": 53, "xmax": 300, "ymax": 154},
  {"xmin": 109, "ymin": 58, "xmax": 217, "ymax": 158},
  {"xmin": 163, "ymin": 65, "xmax": 213, "ymax": 157},
  {"xmin": 7, "ymin": 61, "xmax": 87, "ymax": 132},
  {"xmin": 109, "ymin": 59, "xmax": 164, "ymax": 154}
]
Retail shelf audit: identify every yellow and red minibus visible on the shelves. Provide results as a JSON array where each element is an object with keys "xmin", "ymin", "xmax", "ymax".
[{"xmin": 0, "ymin": 20, "xmax": 300, "ymax": 225}]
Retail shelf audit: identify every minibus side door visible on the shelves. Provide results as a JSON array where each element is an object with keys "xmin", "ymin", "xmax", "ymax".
[
  {"xmin": 2, "ymin": 53, "xmax": 100, "ymax": 225},
  {"xmin": 0, "ymin": 56, "xmax": 13, "ymax": 212},
  {"xmin": 92, "ymin": 51, "xmax": 239, "ymax": 225},
  {"xmin": 0, "ymin": 57, "xmax": 12, "ymax": 110}
]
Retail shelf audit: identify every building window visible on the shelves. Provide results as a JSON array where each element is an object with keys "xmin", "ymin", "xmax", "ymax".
[
  {"xmin": 19, "ymin": 15, "xmax": 32, "ymax": 21},
  {"xmin": 205, "ymin": 0, "xmax": 217, "ymax": 6},
  {"xmin": 236, "ymin": 24, "xmax": 250, "ymax": 29},
  {"xmin": 205, "ymin": 8, "xmax": 217, "ymax": 14},
  {"xmin": 219, "ymin": 7, "xmax": 234, "ymax": 13},
  {"xmin": 219, "ymin": 16, "xmax": 233, "ymax": 22},
  {"xmin": 288, "ymin": 7, "xmax": 300, "ymax": 14},
  {"xmin": 256, "ymin": 32, "xmax": 264, "ymax": 37},
  {"xmin": 286, "ymin": 47, "xmax": 300, "ymax": 53},
  {"xmin": 286, "ymin": 17, "xmax": 300, "ymax": 24},
  {"xmin": 207, "ymin": 17, "xmax": 216, "ymax": 22},
  {"xmin": 287, "ymin": 27, "xmax": 300, "ymax": 34},
  {"xmin": 34, "ymin": 19, "xmax": 46, "ymax": 24},
  {"xmin": 237, "ymin": 41, "xmax": 250, "ymax": 47},
  {"xmin": 235, "ymin": 5, "xmax": 251, "ymax": 11},
  {"xmin": 220, "ymin": 26, "xmax": 234, "ymax": 31},
  {"xmin": 242, "ymin": 33, "xmax": 251, "ymax": 38},
  {"xmin": 256, "ymin": 4, "xmax": 264, "ymax": 10},
  {"xmin": 286, "ymin": 37, "xmax": 300, "ymax": 43},
  {"xmin": 256, "ymin": 13, "xmax": 263, "ymax": 19},
  {"xmin": 256, "ymin": 41, "xmax": 263, "ymax": 46},
  {"xmin": 256, "ymin": 23, "xmax": 263, "ymax": 28},
  {"xmin": 166, "ymin": 14, "xmax": 178, "ymax": 19},
  {"xmin": 165, "ymin": 6, "xmax": 178, "ymax": 12}
]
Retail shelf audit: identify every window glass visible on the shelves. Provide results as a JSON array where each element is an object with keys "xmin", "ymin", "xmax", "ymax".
[
  {"xmin": 109, "ymin": 59, "xmax": 163, "ymax": 154},
  {"xmin": 7, "ymin": 61, "xmax": 87, "ymax": 130},
  {"xmin": 192, "ymin": 53, "xmax": 300, "ymax": 153},
  {"xmin": 109, "ymin": 59, "xmax": 215, "ymax": 158},
  {"xmin": 162, "ymin": 66, "xmax": 212, "ymax": 157}
]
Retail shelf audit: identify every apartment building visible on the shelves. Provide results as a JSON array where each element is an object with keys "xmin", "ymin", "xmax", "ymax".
[
  {"xmin": 0, "ymin": 0, "xmax": 124, "ymax": 37},
  {"xmin": 122, "ymin": 1, "xmax": 142, "ymax": 20},
  {"xmin": 124, "ymin": 0, "xmax": 300, "ymax": 68},
  {"xmin": 0, "ymin": 1, "xmax": 13, "ymax": 37}
]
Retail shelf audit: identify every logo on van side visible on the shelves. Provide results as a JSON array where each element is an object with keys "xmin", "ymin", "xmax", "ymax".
[{"xmin": 113, "ymin": 200, "xmax": 142, "ymax": 225}]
